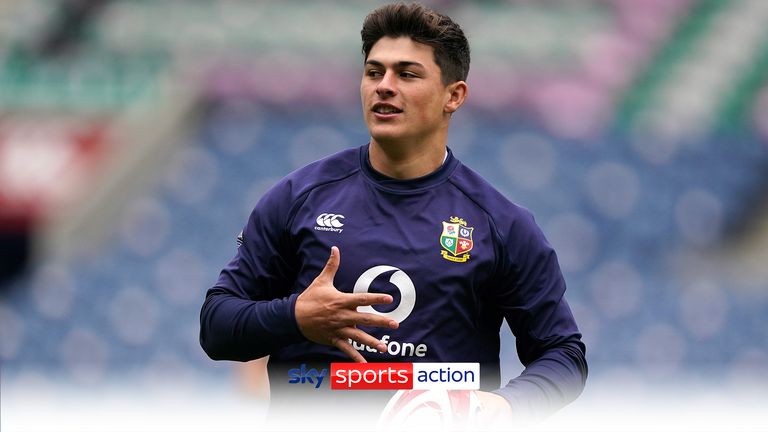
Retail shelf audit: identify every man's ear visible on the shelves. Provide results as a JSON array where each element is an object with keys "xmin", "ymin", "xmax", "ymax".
[{"xmin": 444, "ymin": 80, "xmax": 468, "ymax": 114}]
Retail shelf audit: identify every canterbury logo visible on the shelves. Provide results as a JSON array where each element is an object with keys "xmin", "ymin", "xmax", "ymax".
[{"xmin": 315, "ymin": 213, "xmax": 345, "ymax": 233}]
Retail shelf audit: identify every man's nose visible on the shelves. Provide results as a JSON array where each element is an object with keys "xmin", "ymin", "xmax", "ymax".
[{"xmin": 376, "ymin": 71, "xmax": 397, "ymax": 97}]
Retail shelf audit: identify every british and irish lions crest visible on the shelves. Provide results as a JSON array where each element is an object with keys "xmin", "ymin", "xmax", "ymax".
[{"xmin": 440, "ymin": 216, "xmax": 473, "ymax": 263}]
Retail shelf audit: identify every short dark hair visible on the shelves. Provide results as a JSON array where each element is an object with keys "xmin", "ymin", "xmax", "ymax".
[{"xmin": 361, "ymin": 2, "xmax": 470, "ymax": 85}]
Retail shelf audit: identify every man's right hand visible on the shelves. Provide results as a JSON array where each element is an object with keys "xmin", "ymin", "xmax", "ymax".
[{"xmin": 295, "ymin": 246, "xmax": 399, "ymax": 362}]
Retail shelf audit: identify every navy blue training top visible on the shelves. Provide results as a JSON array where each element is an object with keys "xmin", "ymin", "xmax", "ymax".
[{"xmin": 200, "ymin": 144, "xmax": 587, "ymax": 415}]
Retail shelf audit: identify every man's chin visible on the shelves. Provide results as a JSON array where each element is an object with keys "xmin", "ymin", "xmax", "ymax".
[{"xmin": 369, "ymin": 131, "xmax": 407, "ymax": 146}]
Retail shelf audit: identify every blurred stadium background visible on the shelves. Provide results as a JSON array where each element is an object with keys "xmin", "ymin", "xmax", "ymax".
[{"xmin": 1, "ymin": 0, "xmax": 767, "ymax": 430}]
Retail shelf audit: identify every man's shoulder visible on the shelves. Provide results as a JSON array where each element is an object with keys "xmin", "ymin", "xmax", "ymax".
[
  {"xmin": 246, "ymin": 146, "xmax": 362, "ymax": 217},
  {"xmin": 451, "ymin": 161, "xmax": 548, "ymax": 250},
  {"xmin": 450, "ymin": 162, "xmax": 534, "ymax": 222},
  {"xmin": 276, "ymin": 145, "xmax": 362, "ymax": 198}
]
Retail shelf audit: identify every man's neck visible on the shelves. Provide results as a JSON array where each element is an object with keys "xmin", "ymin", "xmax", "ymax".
[{"xmin": 368, "ymin": 139, "xmax": 447, "ymax": 179}]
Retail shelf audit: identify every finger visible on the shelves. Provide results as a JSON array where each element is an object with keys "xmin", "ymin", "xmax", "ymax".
[
  {"xmin": 317, "ymin": 246, "xmax": 340, "ymax": 282},
  {"xmin": 348, "ymin": 292, "xmax": 393, "ymax": 307},
  {"xmin": 338, "ymin": 327, "xmax": 388, "ymax": 353},
  {"xmin": 346, "ymin": 311, "xmax": 399, "ymax": 330},
  {"xmin": 332, "ymin": 336, "xmax": 367, "ymax": 363},
  {"xmin": 332, "ymin": 308, "xmax": 398, "ymax": 330}
]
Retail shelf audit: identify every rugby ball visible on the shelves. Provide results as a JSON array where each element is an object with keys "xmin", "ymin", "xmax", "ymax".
[{"xmin": 378, "ymin": 389, "xmax": 482, "ymax": 430}]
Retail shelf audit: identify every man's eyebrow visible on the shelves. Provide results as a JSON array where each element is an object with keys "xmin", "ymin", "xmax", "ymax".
[{"xmin": 365, "ymin": 59, "xmax": 426, "ymax": 69}]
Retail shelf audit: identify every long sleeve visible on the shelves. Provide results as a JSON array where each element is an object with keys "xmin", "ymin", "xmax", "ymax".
[
  {"xmin": 199, "ymin": 181, "xmax": 306, "ymax": 361},
  {"xmin": 491, "ymin": 208, "xmax": 588, "ymax": 417}
]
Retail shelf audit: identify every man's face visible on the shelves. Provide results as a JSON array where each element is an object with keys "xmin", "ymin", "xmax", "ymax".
[{"xmin": 361, "ymin": 36, "xmax": 454, "ymax": 146}]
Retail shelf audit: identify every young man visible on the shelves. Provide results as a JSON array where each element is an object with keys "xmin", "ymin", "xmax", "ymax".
[{"xmin": 200, "ymin": 2, "xmax": 587, "ymax": 425}]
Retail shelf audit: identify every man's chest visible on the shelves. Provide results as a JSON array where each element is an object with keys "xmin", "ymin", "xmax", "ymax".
[{"xmin": 290, "ymin": 192, "xmax": 497, "ymax": 322}]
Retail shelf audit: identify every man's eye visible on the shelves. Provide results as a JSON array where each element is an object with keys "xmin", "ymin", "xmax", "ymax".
[
  {"xmin": 400, "ymin": 72, "xmax": 417, "ymax": 78},
  {"xmin": 367, "ymin": 70, "xmax": 383, "ymax": 77}
]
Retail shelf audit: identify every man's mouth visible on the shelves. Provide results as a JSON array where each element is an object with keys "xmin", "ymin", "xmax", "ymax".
[{"xmin": 372, "ymin": 103, "xmax": 403, "ymax": 114}]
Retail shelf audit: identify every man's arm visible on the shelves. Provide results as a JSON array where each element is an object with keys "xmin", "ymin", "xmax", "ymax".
[
  {"xmin": 494, "ymin": 328, "xmax": 587, "ymax": 419},
  {"xmin": 200, "ymin": 292, "xmax": 304, "ymax": 361},
  {"xmin": 199, "ymin": 179, "xmax": 303, "ymax": 360},
  {"xmin": 199, "ymin": 184, "xmax": 397, "ymax": 362},
  {"xmin": 491, "ymin": 209, "xmax": 588, "ymax": 419}
]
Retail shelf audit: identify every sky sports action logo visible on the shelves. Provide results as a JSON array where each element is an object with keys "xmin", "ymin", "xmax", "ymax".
[{"xmin": 288, "ymin": 362, "xmax": 479, "ymax": 390}]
